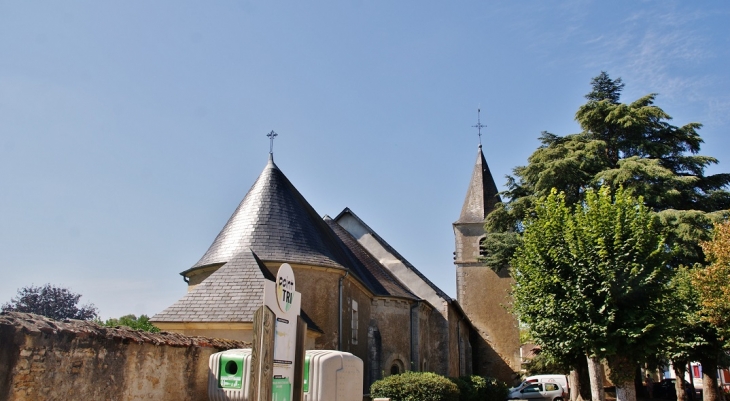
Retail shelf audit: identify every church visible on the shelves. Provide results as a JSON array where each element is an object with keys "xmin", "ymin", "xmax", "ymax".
[{"xmin": 151, "ymin": 141, "xmax": 520, "ymax": 390}]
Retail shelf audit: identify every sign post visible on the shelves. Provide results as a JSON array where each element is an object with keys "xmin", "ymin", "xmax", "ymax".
[{"xmin": 251, "ymin": 263, "xmax": 303, "ymax": 401}]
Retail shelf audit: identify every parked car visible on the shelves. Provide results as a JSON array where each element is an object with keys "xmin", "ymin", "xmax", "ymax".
[
  {"xmin": 653, "ymin": 378, "xmax": 696, "ymax": 401},
  {"xmin": 510, "ymin": 375, "xmax": 570, "ymax": 399},
  {"xmin": 508, "ymin": 382, "xmax": 564, "ymax": 401}
]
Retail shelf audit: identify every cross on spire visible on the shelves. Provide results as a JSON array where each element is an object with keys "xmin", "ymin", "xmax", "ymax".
[
  {"xmin": 472, "ymin": 108, "xmax": 486, "ymax": 146},
  {"xmin": 267, "ymin": 130, "xmax": 278, "ymax": 154}
]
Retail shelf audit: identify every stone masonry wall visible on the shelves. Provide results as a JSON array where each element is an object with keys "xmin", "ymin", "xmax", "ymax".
[{"xmin": 0, "ymin": 312, "xmax": 250, "ymax": 401}]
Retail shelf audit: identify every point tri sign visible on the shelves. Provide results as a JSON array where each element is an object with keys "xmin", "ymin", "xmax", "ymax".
[{"xmin": 263, "ymin": 263, "xmax": 301, "ymax": 401}]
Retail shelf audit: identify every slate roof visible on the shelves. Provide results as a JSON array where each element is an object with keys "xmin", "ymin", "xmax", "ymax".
[
  {"xmin": 325, "ymin": 216, "xmax": 417, "ymax": 300},
  {"xmin": 152, "ymin": 249, "xmax": 322, "ymax": 332},
  {"xmin": 183, "ymin": 155, "xmax": 352, "ymax": 276},
  {"xmin": 334, "ymin": 208, "xmax": 453, "ymax": 303},
  {"xmin": 455, "ymin": 144, "xmax": 501, "ymax": 224}
]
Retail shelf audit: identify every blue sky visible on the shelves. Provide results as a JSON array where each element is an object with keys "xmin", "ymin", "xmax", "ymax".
[{"xmin": 1, "ymin": 1, "xmax": 728, "ymax": 319}]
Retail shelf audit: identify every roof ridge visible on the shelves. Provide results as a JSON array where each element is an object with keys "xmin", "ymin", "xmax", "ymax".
[{"xmin": 334, "ymin": 208, "xmax": 452, "ymax": 302}]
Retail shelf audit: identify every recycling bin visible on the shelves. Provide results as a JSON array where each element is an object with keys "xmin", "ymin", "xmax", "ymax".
[
  {"xmin": 209, "ymin": 348, "xmax": 363, "ymax": 401},
  {"xmin": 303, "ymin": 350, "xmax": 363, "ymax": 401},
  {"xmin": 208, "ymin": 348, "xmax": 253, "ymax": 401}
]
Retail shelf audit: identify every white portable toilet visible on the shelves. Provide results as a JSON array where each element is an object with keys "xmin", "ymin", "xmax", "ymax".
[
  {"xmin": 208, "ymin": 348, "xmax": 253, "ymax": 401},
  {"xmin": 303, "ymin": 350, "xmax": 363, "ymax": 401}
]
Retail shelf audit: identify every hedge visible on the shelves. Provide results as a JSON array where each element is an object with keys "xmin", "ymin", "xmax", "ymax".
[
  {"xmin": 370, "ymin": 371, "xmax": 509, "ymax": 401},
  {"xmin": 371, "ymin": 371, "xmax": 460, "ymax": 401}
]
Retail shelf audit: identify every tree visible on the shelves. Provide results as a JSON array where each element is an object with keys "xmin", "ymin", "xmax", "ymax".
[
  {"xmin": 485, "ymin": 72, "xmax": 730, "ymax": 269},
  {"xmin": 483, "ymin": 72, "xmax": 730, "ymax": 401},
  {"xmin": 696, "ymin": 220, "xmax": 730, "ymax": 337},
  {"xmin": 2, "ymin": 284, "xmax": 98, "ymax": 320},
  {"xmin": 512, "ymin": 186, "xmax": 668, "ymax": 401},
  {"xmin": 585, "ymin": 71, "xmax": 624, "ymax": 103},
  {"xmin": 661, "ymin": 266, "xmax": 727, "ymax": 401},
  {"xmin": 101, "ymin": 314, "xmax": 160, "ymax": 333}
]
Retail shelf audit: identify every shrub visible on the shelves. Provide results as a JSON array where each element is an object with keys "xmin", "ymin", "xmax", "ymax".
[
  {"xmin": 101, "ymin": 314, "xmax": 160, "ymax": 332},
  {"xmin": 371, "ymin": 371, "xmax": 460, "ymax": 401},
  {"xmin": 480, "ymin": 376, "xmax": 510, "ymax": 401},
  {"xmin": 449, "ymin": 375, "xmax": 509, "ymax": 401}
]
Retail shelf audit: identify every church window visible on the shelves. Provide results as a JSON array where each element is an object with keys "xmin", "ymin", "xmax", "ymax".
[
  {"xmin": 389, "ymin": 359, "xmax": 404, "ymax": 375},
  {"xmin": 478, "ymin": 235, "xmax": 487, "ymax": 258},
  {"xmin": 351, "ymin": 300, "xmax": 358, "ymax": 344}
]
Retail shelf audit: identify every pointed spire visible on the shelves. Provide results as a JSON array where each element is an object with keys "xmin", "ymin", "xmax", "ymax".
[{"xmin": 456, "ymin": 145, "xmax": 501, "ymax": 224}]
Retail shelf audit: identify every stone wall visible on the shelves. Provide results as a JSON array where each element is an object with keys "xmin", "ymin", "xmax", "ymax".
[{"xmin": 0, "ymin": 312, "xmax": 250, "ymax": 401}]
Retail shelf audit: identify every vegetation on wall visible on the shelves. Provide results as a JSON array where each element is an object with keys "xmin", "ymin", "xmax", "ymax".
[{"xmin": 100, "ymin": 314, "xmax": 160, "ymax": 333}]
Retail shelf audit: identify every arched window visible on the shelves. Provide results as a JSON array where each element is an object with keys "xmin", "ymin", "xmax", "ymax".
[
  {"xmin": 389, "ymin": 359, "xmax": 404, "ymax": 375},
  {"xmin": 478, "ymin": 235, "xmax": 487, "ymax": 258}
]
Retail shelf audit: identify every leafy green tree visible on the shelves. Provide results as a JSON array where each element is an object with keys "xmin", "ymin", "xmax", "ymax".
[
  {"xmin": 101, "ymin": 314, "xmax": 160, "ymax": 333},
  {"xmin": 661, "ymin": 266, "xmax": 727, "ymax": 401},
  {"xmin": 1, "ymin": 284, "xmax": 98, "ymax": 320},
  {"xmin": 512, "ymin": 186, "xmax": 668, "ymax": 401},
  {"xmin": 483, "ymin": 72, "xmax": 730, "ymax": 401},
  {"xmin": 662, "ymin": 221, "xmax": 730, "ymax": 401}
]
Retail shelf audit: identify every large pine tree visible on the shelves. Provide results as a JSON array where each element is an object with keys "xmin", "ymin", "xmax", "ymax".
[{"xmin": 484, "ymin": 72, "xmax": 730, "ymax": 269}]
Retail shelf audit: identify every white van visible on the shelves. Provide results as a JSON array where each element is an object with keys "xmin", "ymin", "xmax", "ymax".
[{"xmin": 510, "ymin": 375, "xmax": 570, "ymax": 399}]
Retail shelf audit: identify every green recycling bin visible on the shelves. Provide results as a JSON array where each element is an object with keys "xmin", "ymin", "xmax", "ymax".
[{"xmin": 208, "ymin": 348, "xmax": 252, "ymax": 401}]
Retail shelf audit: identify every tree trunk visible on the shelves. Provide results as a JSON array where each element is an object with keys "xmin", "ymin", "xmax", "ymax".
[
  {"xmin": 635, "ymin": 366, "xmax": 644, "ymax": 398},
  {"xmin": 673, "ymin": 361, "xmax": 689, "ymax": 401},
  {"xmin": 616, "ymin": 379, "xmax": 638, "ymax": 401},
  {"xmin": 571, "ymin": 369, "xmax": 583, "ymax": 401},
  {"xmin": 571, "ymin": 357, "xmax": 593, "ymax": 401},
  {"xmin": 586, "ymin": 355, "xmax": 605, "ymax": 401},
  {"xmin": 700, "ymin": 358, "xmax": 719, "ymax": 401}
]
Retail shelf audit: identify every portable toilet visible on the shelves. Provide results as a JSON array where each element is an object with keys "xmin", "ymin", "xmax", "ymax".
[
  {"xmin": 303, "ymin": 350, "xmax": 363, "ymax": 401},
  {"xmin": 208, "ymin": 348, "xmax": 253, "ymax": 401}
]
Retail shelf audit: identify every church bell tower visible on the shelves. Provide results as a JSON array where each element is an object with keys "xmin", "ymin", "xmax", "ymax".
[{"xmin": 453, "ymin": 112, "xmax": 520, "ymax": 382}]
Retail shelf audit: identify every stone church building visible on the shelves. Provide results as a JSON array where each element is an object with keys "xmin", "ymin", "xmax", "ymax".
[{"xmin": 151, "ymin": 144, "xmax": 520, "ymax": 390}]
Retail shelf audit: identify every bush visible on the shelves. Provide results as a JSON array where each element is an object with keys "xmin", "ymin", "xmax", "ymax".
[
  {"xmin": 480, "ymin": 376, "xmax": 510, "ymax": 401},
  {"xmin": 449, "ymin": 375, "xmax": 510, "ymax": 401},
  {"xmin": 101, "ymin": 314, "xmax": 160, "ymax": 333},
  {"xmin": 371, "ymin": 371, "xmax": 460, "ymax": 401}
]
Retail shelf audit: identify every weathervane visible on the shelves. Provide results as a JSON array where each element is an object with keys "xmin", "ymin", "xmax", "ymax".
[
  {"xmin": 472, "ymin": 108, "xmax": 486, "ymax": 146},
  {"xmin": 267, "ymin": 130, "xmax": 278, "ymax": 154}
]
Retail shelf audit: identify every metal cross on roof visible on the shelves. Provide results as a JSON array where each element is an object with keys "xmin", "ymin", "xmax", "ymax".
[
  {"xmin": 267, "ymin": 130, "xmax": 278, "ymax": 154},
  {"xmin": 472, "ymin": 108, "xmax": 486, "ymax": 146}
]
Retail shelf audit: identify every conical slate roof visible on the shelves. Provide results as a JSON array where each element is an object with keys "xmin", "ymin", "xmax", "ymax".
[
  {"xmin": 183, "ymin": 155, "xmax": 351, "ymax": 275},
  {"xmin": 152, "ymin": 249, "xmax": 321, "ymax": 331},
  {"xmin": 455, "ymin": 145, "xmax": 501, "ymax": 224}
]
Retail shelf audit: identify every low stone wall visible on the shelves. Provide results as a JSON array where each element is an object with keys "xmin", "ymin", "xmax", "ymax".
[{"xmin": 0, "ymin": 312, "xmax": 250, "ymax": 401}]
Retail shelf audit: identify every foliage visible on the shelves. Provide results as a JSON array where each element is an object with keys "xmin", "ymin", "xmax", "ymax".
[
  {"xmin": 370, "ymin": 371, "xmax": 459, "ymax": 401},
  {"xmin": 101, "ymin": 314, "xmax": 160, "ymax": 333},
  {"xmin": 662, "ymin": 266, "xmax": 727, "ymax": 365},
  {"xmin": 1, "ymin": 284, "xmax": 98, "ymax": 320},
  {"xmin": 524, "ymin": 351, "xmax": 571, "ymax": 376},
  {"xmin": 585, "ymin": 71, "xmax": 624, "ymax": 103},
  {"xmin": 449, "ymin": 375, "xmax": 509, "ymax": 401},
  {"xmin": 511, "ymin": 186, "xmax": 668, "ymax": 380},
  {"xmin": 483, "ymin": 72, "xmax": 730, "ymax": 271},
  {"xmin": 696, "ymin": 220, "xmax": 730, "ymax": 338}
]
